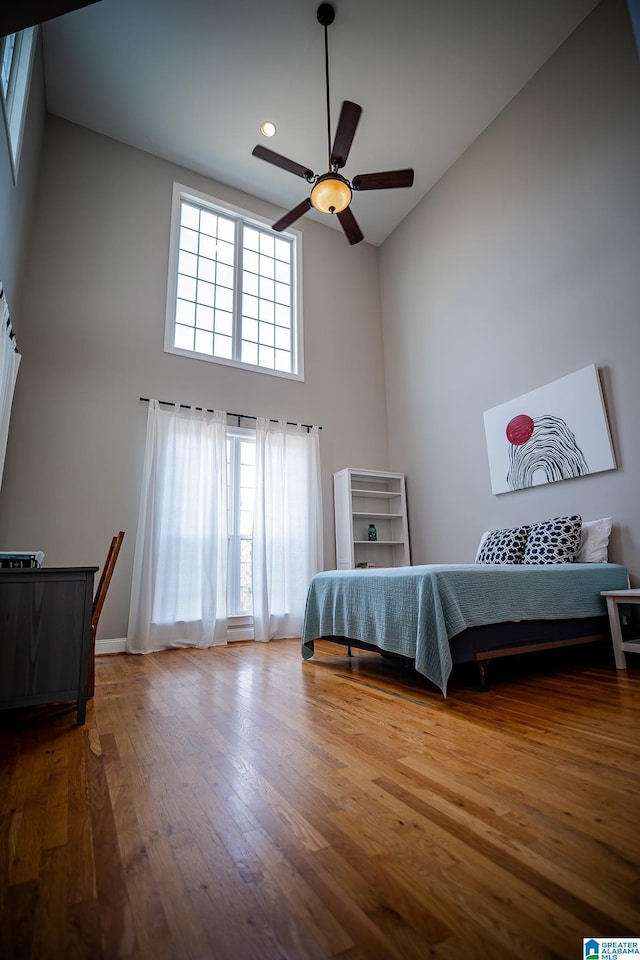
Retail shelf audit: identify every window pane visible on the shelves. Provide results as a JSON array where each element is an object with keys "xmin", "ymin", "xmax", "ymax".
[
  {"xmin": 242, "ymin": 340, "xmax": 258, "ymax": 365},
  {"xmin": 275, "ymin": 326, "xmax": 291, "ymax": 350},
  {"xmin": 243, "ymin": 294, "xmax": 259, "ymax": 319},
  {"xmin": 275, "ymin": 304, "xmax": 290, "ymax": 327},
  {"xmin": 217, "ymin": 240, "xmax": 235, "ymax": 265},
  {"xmin": 214, "ymin": 333, "xmax": 233, "ymax": 359},
  {"xmin": 275, "ymin": 260, "xmax": 290, "ymax": 283},
  {"xmin": 259, "ymin": 255, "xmax": 275, "ymax": 279},
  {"xmin": 243, "ymin": 270, "xmax": 259, "ymax": 297},
  {"xmin": 214, "ymin": 286, "xmax": 233, "ymax": 312},
  {"xmin": 227, "ymin": 434, "xmax": 255, "ymax": 617},
  {"xmin": 241, "ymin": 441, "xmax": 255, "ymax": 465},
  {"xmin": 179, "ymin": 227, "xmax": 199, "ymax": 253},
  {"xmin": 181, "ymin": 203, "xmax": 199, "ymax": 229},
  {"xmin": 198, "ymin": 258, "xmax": 215, "ymax": 283},
  {"xmin": 175, "ymin": 324, "xmax": 194, "ymax": 350},
  {"xmin": 275, "ymin": 282, "xmax": 290, "ymax": 305},
  {"xmin": 275, "ymin": 350, "xmax": 291, "ymax": 372},
  {"xmin": 239, "ymin": 583, "xmax": 252, "ymax": 616},
  {"xmin": 217, "ymin": 263, "xmax": 234, "ymax": 289},
  {"xmin": 274, "ymin": 238, "xmax": 291, "ymax": 262},
  {"xmin": 196, "ymin": 305, "xmax": 214, "ymax": 331},
  {"xmin": 259, "ymin": 233, "xmax": 275, "ymax": 257},
  {"xmin": 258, "ymin": 345, "xmax": 275, "ymax": 368},
  {"xmin": 218, "ymin": 217, "xmax": 235, "ymax": 242},
  {"xmin": 196, "ymin": 280, "xmax": 215, "ymax": 306},
  {"xmin": 195, "ymin": 329, "xmax": 213, "ymax": 354},
  {"xmin": 239, "ymin": 486, "xmax": 253, "ymax": 511},
  {"xmin": 199, "ymin": 234, "xmax": 217, "ymax": 259},
  {"xmin": 215, "ymin": 310, "xmax": 233, "ymax": 337},
  {"xmin": 243, "ymin": 317, "xmax": 258, "ymax": 342},
  {"xmin": 258, "ymin": 299, "xmax": 274, "ymax": 323},
  {"xmin": 259, "ymin": 277, "xmax": 274, "ymax": 301},
  {"xmin": 200, "ymin": 210, "xmax": 217, "ymax": 236},
  {"xmin": 240, "ymin": 463, "xmax": 254, "ymax": 487},
  {"xmin": 244, "ymin": 250, "xmax": 259, "ymax": 274},
  {"xmin": 258, "ymin": 322, "xmax": 274, "ymax": 346},
  {"xmin": 176, "ymin": 299, "xmax": 195, "ymax": 325},
  {"xmin": 177, "ymin": 274, "xmax": 196, "ymax": 301},
  {"xmin": 244, "ymin": 227, "xmax": 260, "ymax": 252},
  {"xmin": 178, "ymin": 250, "xmax": 197, "ymax": 277}
]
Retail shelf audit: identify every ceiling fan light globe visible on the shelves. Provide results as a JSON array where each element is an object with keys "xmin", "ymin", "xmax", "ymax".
[{"xmin": 310, "ymin": 175, "xmax": 351, "ymax": 214}]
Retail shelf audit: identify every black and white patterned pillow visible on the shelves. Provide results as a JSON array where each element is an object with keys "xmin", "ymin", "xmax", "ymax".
[
  {"xmin": 522, "ymin": 515, "xmax": 582, "ymax": 564},
  {"xmin": 476, "ymin": 525, "xmax": 530, "ymax": 564}
]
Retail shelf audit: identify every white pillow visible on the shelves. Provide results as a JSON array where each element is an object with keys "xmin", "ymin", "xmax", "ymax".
[
  {"xmin": 575, "ymin": 517, "xmax": 613, "ymax": 563},
  {"xmin": 475, "ymin": 531, "xmax": 489, "ymax": 562}
]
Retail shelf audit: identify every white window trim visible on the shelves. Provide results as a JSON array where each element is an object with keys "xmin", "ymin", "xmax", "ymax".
[
  {"xmin": 165, "ymin": 182, "xmax": 304, "ymax": 381},
  {"xmin": 0, "ymin": 27, "xmax": 37, "ymax": 184}
]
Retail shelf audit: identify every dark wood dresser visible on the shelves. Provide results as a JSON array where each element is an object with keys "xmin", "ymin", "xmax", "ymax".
[{"xmin": 0, "ymin": 566, "xmax": 98, "ymax": 725}]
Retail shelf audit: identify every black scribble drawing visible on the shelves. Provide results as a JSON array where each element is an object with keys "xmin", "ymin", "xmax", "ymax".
[{"xmin": 506, "ymin": 414, "xmax": 588, "ymax": 490}]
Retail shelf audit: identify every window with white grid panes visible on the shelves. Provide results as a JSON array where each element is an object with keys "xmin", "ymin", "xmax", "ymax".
[
  {"xmin": 166, "ymin": 184, "xmax": 302, "ymax": 379},
  {"xmin": 241, "ymin": 228, "xmax": 293, "ymax": 373}
]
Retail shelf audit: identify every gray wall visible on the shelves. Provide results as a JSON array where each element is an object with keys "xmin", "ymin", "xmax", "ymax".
[
  {"xmin": 0, "ymin": 33, "xmax": 45, "ymax": 320},
  {"xmin": 379, "ymin": 0, "xmax": 640, "ymax": 583},
  {"xmin": 2, "ymin": 0, "xmax": 639, "ymax": 645},
  {"xmin": 0, "ymin": 117, "xmax": 389, "ymax": 639}
]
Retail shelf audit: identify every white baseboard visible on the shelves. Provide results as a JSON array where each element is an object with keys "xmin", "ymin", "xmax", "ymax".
[
  {"xmin": 96, "ymin": 637, "xmax": 127, "ymax": 655},
  {"xmin": 95, "ymin": 630, "xmax": 253, "ymax": 655}
]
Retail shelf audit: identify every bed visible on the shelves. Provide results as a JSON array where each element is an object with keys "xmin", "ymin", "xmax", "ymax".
[{"xmin": 301, "ymin": 562, "xmax": 630, "ymax": 694}]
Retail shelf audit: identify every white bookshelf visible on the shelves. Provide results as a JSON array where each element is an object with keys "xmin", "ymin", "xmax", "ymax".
[{"xmin": 333, "ymin": 468, "xmax": 410, "ymax": 570}]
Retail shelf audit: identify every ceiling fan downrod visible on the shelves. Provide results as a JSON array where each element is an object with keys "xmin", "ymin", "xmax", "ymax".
[
  {"xmin": 317, "ymin": 3, "xmax": 335, "ymax": 170},
  {"xmin": 250, "ymin": 0, "xmax": 414, "ymax": 244}
]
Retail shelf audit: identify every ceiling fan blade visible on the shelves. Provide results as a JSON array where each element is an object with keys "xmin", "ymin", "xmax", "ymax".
[
  {"xmin": 272, "ymin": 197, "xmax": 313, "ymax": 233},
  {"xmin": 252, "ymin": 146, "xmax": 314, "ymax": 182},
  {"xmin": 352, "ymin": 169, "xmax": 415, "ymax": 191},
  {"xmin": 330, "ymin": 101, "xmax": 362, "ymax": 170},
  {"xmin": 337, "ymin": 207, "xmax": 364, "ymax": 246}
]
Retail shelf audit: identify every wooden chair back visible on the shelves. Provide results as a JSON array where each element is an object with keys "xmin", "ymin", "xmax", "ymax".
[{"xmin": 88, "ymin": 530, "xmax": 125, "ymax": 698}]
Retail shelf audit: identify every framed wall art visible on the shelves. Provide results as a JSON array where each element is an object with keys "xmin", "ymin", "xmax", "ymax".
[{"xmin": 483, "ymin": 364, "xmax": 616, "ymax": 495}]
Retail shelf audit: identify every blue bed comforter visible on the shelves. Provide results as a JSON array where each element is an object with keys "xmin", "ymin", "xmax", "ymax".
[{"xmin": 301, "ymin": 563, "xmax": 629, "ymax": 694}]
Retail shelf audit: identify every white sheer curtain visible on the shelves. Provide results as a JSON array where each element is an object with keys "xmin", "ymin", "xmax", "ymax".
[
  {"xmin": 0, "ymin": 285, "xmax": 21, "ymax": 493},
  {"xmin": 252, "ymin": 420, "xmax": 323, "ymax": 642},
  {"xmin": 127, "ymin": 400, "xmax": 228, "ymax": 653}
]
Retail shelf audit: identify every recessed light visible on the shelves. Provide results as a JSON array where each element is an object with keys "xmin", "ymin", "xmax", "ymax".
[{"xmin": 260, "ymin": 120, "xmax": 277, "ymax": 138}]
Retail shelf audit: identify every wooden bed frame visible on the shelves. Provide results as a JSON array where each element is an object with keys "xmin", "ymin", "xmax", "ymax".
[{"xmin": 318, "ymin": 615, "xmax": 609, "ymax": 690}]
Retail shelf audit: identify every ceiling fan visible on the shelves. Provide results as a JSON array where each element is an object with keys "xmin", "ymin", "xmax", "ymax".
[{"xmin": 252, "ymin": 2, "xmax": 414, "ymax": 246}]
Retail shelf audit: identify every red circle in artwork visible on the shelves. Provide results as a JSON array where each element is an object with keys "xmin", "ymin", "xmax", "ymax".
[{"xmin": 506, "ymin": 414, "xmax": 535, "ymax": 445}]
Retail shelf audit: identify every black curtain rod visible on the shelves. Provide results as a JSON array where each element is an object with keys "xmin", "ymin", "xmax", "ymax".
[{"xmin": 139, "ymin": 397, "xmax": 321, "ymax": 431}]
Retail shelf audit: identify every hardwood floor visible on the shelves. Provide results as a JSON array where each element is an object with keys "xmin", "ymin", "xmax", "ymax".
[{"xmin": 1, "ymin": 638, "xmax": 639, "ymax": 959}]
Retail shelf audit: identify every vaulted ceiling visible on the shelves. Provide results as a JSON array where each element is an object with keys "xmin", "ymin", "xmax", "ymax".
[{"xmin": 37, "ymin": 0, "xmax": 600, "ymax": 245}]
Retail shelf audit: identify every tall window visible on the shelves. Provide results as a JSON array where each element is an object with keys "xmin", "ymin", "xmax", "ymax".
[
  {"xmin": 165, "ymin": 183, "xmax": 303, "ymax": 380},
  {"xmin": 227, "ymin": 430, "xmax": 255, "ymax": 618},
  {"xmin": 127, "ymin": 402, "xmax": 323, "ymax": 654},
  {"xmin": 0, "ymin": 27, "xmax": 36, "ymax": 181}
]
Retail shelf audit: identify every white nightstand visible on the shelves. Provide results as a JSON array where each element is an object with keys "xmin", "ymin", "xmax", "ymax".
[{"xmin": 601, "ymin": 589, "xmax": 640, "ymax": 669}]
